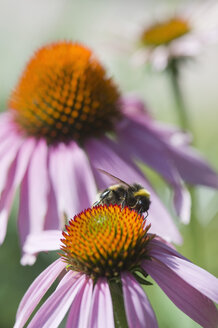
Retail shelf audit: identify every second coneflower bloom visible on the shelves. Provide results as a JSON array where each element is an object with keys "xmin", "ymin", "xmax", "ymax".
[
  {"xmin": 14, "ymin": 205, "xmax": 218, "ymax": 328},
  {"xmin": 133, "ymin": 4, "xmax": 218, "ymax": 70},
  {"xmin": 1, "ymin": 41, "xmax": 218, "ymax": 263}
]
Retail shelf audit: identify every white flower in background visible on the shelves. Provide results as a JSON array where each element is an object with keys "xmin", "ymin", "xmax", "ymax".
[
  {"xmin": 131, "ymin": 2, "xmax": 218, "ymax": 70},
  {"xmin": 97, "ymin": 2, "xmax": 218, "ymax": 71}
]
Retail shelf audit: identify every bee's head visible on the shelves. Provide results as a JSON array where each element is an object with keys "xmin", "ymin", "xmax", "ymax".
[{"xmin": 133, "ymin": 187, "xmax": 151, "ymax": 214}]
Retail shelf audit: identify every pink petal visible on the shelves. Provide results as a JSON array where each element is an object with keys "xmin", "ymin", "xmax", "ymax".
[
  {"xmin": 43, "ymin": 180, "xmax": 60, "ymax": 230},
  {"xmin": 48, "ymin": 142, "xmax": 78, "ymax": 220},
  {"xmin": 17, "ymin": 170, "xmax": 30, "ymax": 246},
  {"xmin": 67, "ymin": 141, "xmax": 97, "ymax": 210},
  {"xmin": 143, "ymin": 259, "xmax": 218, "ymax": 328},
  {"xmin": 116, "ymin": 116, "xmax": 191, "ymax": 222},
  {"xmin": 0, "ymin": 113, "xmax": 13, "ymax": 128},
  {"xmin": 55, "ymin": 270, "xmax": 79, "ymax": 291},
  {"xmin": 88, "ymin": 278, "xmax": 114, "ymax": 328},
  {"xmin": 9, "ymin": 138, "xmax": 36, "ymax": 187},
  {"xmin": 20, "ymin": 253, "xmax": 38, "ymax": 266},
  {"xmin": 122, "ymin": 272, "xmax": 158, "ymax": 328},
  {"xmin": 0, "ymin": 134, "xmax": 22, "ymax": 194},
  {"xmin": 157, "ymin": 125, "xmax": 192, "ymax": 145},
  {"xmin": 0, "ymin": 130, "xmax": 17, "ymax": 153},
  {"xmin": 27, "ymin": 139, "xmax": 49, "ymax": 233},
  {"xmin": 28, "ymin": 272, "xmax": 85, "ymax": 328},
  {"xmin": 85, "ymin": 136, "xmax": 182, "ymax": 244},
  {"xmin": 0, "ymin": 162, "xmax": 17, "ymax": 244},
  {"xmin": 173, "ymin": 183, "xmax": 191, "ymax": 224},
  {"xmin": 18, "ymin": 139, "xmax": 49, "ymax": 246},
  {"xmin": 14, "ymin": 259, "xmax": 65, "ymax": 328},
  {"xmin": 147, "ymin": 246, "xmax": 218, "ymax": 303},
  {"xmin": 0, "ymin": 121, "xmax": 22, "ymax": 155},
  {"xmin": 49, "ymin": 142, "xmax": 96, "ymax": 223},
  {"xmin": 0, "ymin": 138, "xmax": 36, "ymax": 244},
  {"xmin": 147, "ymin": 237, "xmax": 189, "ymax": 261},
  {"xmin": 119, "ymin": 96, "xmax": 150, "ymax": 117},
  {"xmin": 66, "ymin": 278, "xmax": 93, "ymax": 328},
  {"xmin": 22, "ymin": 230, "xmax": 62, "ymax": 255},
  {"xmin": 116, "ymin": 117, "xmax": 181, "ymax": 186},
  {"xmin": 169, "ymin": 144, "xmax": 218, "ymax": 188}
]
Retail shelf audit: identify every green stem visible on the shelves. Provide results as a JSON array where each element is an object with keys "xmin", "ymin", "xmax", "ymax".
[
  {"xmin": 109, "ymin": 279, "xmax": 129, "ymax": 328},
  {"xmin": 168, "ymin": 60, "xmax": 204, "ymax": 266},
  {"xmin": 168, "ymin": 59, "xmax": 190, "ymax": 131}
]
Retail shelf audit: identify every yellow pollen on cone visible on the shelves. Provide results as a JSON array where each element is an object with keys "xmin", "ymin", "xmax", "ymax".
[
  {"xmin": 61, "ymin": 205, "xmax": 153, "ymax": 278},
  {"xmin": 141, "ymin": 17, "xmax": 191, "ymax": 46}
]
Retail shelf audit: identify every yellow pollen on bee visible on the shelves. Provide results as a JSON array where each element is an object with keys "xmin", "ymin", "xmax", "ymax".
[
  {"xmin": 141, "ymin": 17, "xmax": 191, "ymax": 46},
  {"xmin": 134, "ymin": 189, "xmax": 150, "ymax": 198}
]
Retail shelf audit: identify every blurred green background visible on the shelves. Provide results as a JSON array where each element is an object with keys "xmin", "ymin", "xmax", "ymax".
[{"xmin": 0, "ymin": 0, "xmax": 217, "ymax": 327}]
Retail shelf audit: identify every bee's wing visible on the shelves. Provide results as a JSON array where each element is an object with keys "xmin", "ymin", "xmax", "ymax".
[{"xmin": 97, "ymin": 168, "xmax": 131, "ymax": 188}]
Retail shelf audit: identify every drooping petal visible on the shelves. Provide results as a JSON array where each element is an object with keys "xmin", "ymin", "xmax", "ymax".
[
  {"xmin": 119, "ymin": 96, "xmax": 151, "ymax": 117},
  {"xmin": 116, "ymin": 116, "xmax": 181, "ymax": 186},
  {"xmin": 22, "ymin": 230, "xmax": 62, "ymax": 255},
  {"xmin": 0, "ymin": 138, "xmax": 36, "ymax": 244},
  {"xmin": 147, "ymin": 244, "xmax": 218, "ymax": 303},
  {"xmin": 169, "ymin": 145, "xmax": 218, "ymax": 188},
  {"xmin": 28, "ymin": 272, "xmax": 85, "ymax": 328},
  {"xmin": 18, "ymin": 139, "xmax": 49, "ymax": 247},
  {"xmin": 27, "ymin": 139, "xmax": 49, "ymax": 233},
  {"xmin": 147, "ymin": 237, "xmax": 189, "ymax": 261},
  {"xmin": 0, "ymin": 133, "xmax": 22, "ymax": 194},
  {"xmin": 17, "ymin": 170, "xmax": 30, "ymax": 248},
  {"xmin": 0, "ymin": 113, "xmax": 14, "ymax": 129},
  {"xmin": 43, "ymin": 180, "xmax": 60, "ymax": 230},
  {"xmin": 116, "ymin": 116, "xmax": 191, "ymax": 222},
  {"xmin": 122, "ymin": 272, "xmax": 158, "ymax": 328},
  {"xmin": 127, "ymin": 103, "xmax": 218, "ymax": 189},
  {"xmin": 88, "ymin": 278, "xmax": 114, "ymax": 328},
  {"xmin": 0, "ymin": 116, "xmax": 23, "ymax": 154},
  {"xmin": 66, "ymin": 278, "xmax": 93, "ymax": 328},
  {"xmin": 119, "ymin": 97, "xmax": 194, "ymax": 146},
  {"xmin": 143, "ymin": 259, "xmax": 218, "ymax": 328},
  {"xmin": 14, "ymin": 259, "xmax": 65, "ymax": 328},
  {"xmin": 48, "ymin": 143, "xmax": 73, "ymax": 226},
  {"xmin": 0, "ymin": 160, "xmax": 18, "ymax": 244},
  {"xmin": 173, "ymin": 183, "xmax": 191, "ymax": 224},
  {"xmin": 117, "ymin": 100, "xmax": 218, "ymax": 218},
  {"xmin": 49, "ymin": 141, "xmax": 97, "ymax": 223},
  {"xmin": 67, "ymin": 141, "xmax": 97, "ymax": 211},
  {"xmin": 85, "ymin": 136, "xmax": 182, "ymax": 244}
]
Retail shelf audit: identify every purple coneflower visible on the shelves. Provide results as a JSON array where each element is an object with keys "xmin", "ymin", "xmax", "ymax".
[
  {"xmin": 0, "ymin": 41, "xmax": 217, "ymax": 264},
  {"xmin": 14, "ymin": 205, "xmax": 218, "ymax": 328}
]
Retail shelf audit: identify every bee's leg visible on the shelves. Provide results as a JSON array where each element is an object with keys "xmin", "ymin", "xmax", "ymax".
[
  {"xmin": 92, "ymin": 190, "xmax": 111, "ymax": 207},
  {"xmin": 121, "ymin": 200, "xmax": 125, "ymax": 210},
  {"xmin": 100, "ymin": 189, "xmax": 111, "ymax": 200},
  {"xmin": 120, "ymin": 191, "xmax": 128, "ymax": 210},
  {"xmin": 92, "ymin": 200, "xmax": 100, "ymax": 207},
  {"xmin": 144, "ymin": 211, "xmax": 148, "ymax": 219}
]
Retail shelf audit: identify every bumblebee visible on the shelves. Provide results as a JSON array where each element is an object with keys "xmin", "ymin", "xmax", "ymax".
[{"xmin": 93, "ymin": 169, "xmax": 151, "ymax": 215}]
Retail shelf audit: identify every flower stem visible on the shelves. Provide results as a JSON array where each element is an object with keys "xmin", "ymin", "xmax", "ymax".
[
  {"xmin": 167, "ymin": 59, "xmax": 204, "ymax": 266},
  {"xmin": 109, "ymin": 279, "xmax": 129, "ymax": 328},
  {"xmin": 168, "ymin": 59, "xmax": 190, "ymax": 131}
]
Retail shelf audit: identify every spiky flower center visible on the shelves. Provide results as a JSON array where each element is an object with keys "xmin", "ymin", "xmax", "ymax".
[
  {"xmin": 9, "ymin": 42, "xmax": 120, "ymax": 144},
  {"xmin": 61, "ymin": 205, "xmax": 153, "ymax": 279},
  {"xmin": 141, "ymin": 17, "xmax": 191, "ymax": 46}
]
